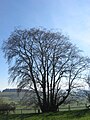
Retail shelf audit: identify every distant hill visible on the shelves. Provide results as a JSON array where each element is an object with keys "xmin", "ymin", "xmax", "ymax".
[
  {"xmin": 0, "ymin": 88, "xmax": 88, "ymax": 105},
  {"xmin": 0, "ymin": 88, "xmax": 29, "ymax": 103},
  {"xmin": 2, "ymin": 88, "xmax": 29, "ymax": 93}
]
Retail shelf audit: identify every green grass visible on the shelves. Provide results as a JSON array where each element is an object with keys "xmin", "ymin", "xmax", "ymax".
[{"xmin": 0, "ymin": 109, "xmax": 90, "ymax": 120}]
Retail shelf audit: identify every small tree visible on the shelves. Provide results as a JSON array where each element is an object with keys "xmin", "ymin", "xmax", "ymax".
[
  {"xmin": 84, "ymin": 74, "xmax": 90, "ymax": 104},
  {"xmin": 2, "ymin": 28, "xmax": 90, "ymax": 112}
]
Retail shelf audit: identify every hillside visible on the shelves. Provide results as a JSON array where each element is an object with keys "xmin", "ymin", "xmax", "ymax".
[
  {"xmin": 0, "ymin": 88, "xmax": 88, "ymax": 105},
  {"xmin": 0, "ymin": 88, "xmax": 28, "ymax": 103}
]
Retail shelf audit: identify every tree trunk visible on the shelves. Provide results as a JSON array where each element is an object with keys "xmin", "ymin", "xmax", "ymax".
[{"xmin": 41, "ymin": 103, "xmax": 58, "ymax": 113}]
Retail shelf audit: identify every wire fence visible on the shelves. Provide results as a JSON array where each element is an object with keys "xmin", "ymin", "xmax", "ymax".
[
  {"xmin": 15, "ymin": 105, "xmax": 87, "ymax": 114},
  {"xmin": 0, "ymin": 105, "xmax": 89, "ymax": 120}
]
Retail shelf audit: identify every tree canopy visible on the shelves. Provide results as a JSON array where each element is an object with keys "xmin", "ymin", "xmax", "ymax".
[{"xmin": 2, "ymin": 28, "xmax": 90, "ymax": 112}]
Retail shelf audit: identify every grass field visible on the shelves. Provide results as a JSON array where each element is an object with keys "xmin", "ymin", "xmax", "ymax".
[
  {"xmin": 0, "ymin": 91, "xmax": 90, "ymax": 119},
  {"xmin": 0, "ymin": 109, "xmax": 90, "ymax": 120}
]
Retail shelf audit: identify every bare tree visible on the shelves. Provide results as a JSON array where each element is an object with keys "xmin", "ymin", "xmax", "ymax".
[
  {"xmin": 84, "ymin": 74, "xmax": 90, "ymax": 105},
  {"xmin": 2, "ymin": 28, "xmax": 90, "ymax": 112}
]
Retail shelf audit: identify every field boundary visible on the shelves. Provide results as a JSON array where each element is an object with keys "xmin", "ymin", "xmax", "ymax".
[{"xmin": 15, "ymin": 105, "xmax": 87, "ymax": 114}]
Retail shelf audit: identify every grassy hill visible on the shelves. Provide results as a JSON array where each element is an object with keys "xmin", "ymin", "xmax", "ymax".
[{"xmin": 0, "ymin": 89, "xmax": 26, "ymax": 104}]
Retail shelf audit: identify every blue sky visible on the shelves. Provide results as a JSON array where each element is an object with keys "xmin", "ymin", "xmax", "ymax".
[{"xmin": 0, "ymin": 0, "xmax": 90, "ymax": 90}]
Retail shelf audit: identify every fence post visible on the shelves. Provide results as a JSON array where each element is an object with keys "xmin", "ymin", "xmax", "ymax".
[
  {"xmin": 68, "ymin": 104, "xmax": 70, "ymax": 111},
  {"xmin": 20, "ymin": 109, "xmax": 23, "ymax": 120},
  {"xmin": 21, "ymin": 109, "xmax": 22, "ymax": 114},
  {"xmin": 3, "ymin": 112, "xmax": 9, "ymax": 120},
  {"xmin": 38, "ymin": 109, "xmax": 40, "ymax": 113}
]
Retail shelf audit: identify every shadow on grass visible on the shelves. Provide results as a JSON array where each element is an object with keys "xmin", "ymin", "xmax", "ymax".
[
  {"xmin": 70, "ymin": 109, "xmax": 90, "ymax": 118},
  {"xmin": 35, "ymin": 109, "xmax": 90, "ymax": 119},
  {"xmin": 8, "ymin": 113, "xmax": 40, "ymax": 120},
  {"xmin": 23, "ymin": 109, "xmax": 90, "ymax": 119},
  {"xmin": 56, "ymin": 109, "xmax": 90, "ymax": 119},
  {"xmin": 1, "ymin": 109, "xmax": 90, "ymax": 120}
]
